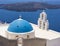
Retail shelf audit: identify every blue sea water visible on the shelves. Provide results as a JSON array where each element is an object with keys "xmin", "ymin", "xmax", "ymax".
[{"xmin": 0, "ymin": 9, "xmax": 60, "ymax": 32}]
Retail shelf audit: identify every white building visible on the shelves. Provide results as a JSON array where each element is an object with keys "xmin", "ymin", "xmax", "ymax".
[{"xmin": 0, "ymin": 10, "xmax": 60, "ymax": 46}]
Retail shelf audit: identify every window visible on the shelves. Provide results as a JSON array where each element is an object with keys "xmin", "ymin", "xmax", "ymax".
[
  {"xmin": 17, "ymin": 25, "xmax": 19, "ymax": 28},
  {"xmin": 40, "ymin": 21, "xmax": 42, "ymax": 28},
  {"xmin": 27, "ymin": 35, "xmax": 29, "ymax": 38},
  {"xmin": 43, "ymin": 22, "xmax": 45, "ymax": 29},
  {"xmin": 42, "ymin": 14, "xmax": 44, "ymax": 19},
  {"xmin": 16, "ymin": 35, "xmax": 19, "ymax": 39},
  {"xmin": 16, "ymin": 35, "xmax": 18, "ymax": 37}
]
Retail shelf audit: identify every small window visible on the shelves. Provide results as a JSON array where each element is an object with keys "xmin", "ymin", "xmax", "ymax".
[
  {"xmin": 40, "ymin": 21, "xmax": 42, "ymax": 24},
  {"xmin": 42, "ymin": 14, "xmax": 44, "ymax": 19},
  {"xmin": 16, "ymin": 35, "xmax": 18, "ymax": 37},
  {"xmin": 16, "ymin": 35, "xmax": 19, "ymax": 39},
  {"xmin": 27, "ymin": 35, "xmax": 29, "ymax": 38},
  {"xmin": 17, "ymin": 25, "xmax": 19, "ymax": 27},
  {"xmin": 43, "ymin": 22, "xmax": 45, "ymax": 29},
  {"xmin": 40, "ymin": 21, "xmax": 42, "ymax": 28}
]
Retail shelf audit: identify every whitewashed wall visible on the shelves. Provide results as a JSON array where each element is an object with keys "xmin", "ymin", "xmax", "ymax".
[
  {"xmin": 47, "ymin": 38, "xmax": 60, "ymax": 46},
  {"xmin": 6, "ymin": 30, "xmax": 35, "ymax": 40}
]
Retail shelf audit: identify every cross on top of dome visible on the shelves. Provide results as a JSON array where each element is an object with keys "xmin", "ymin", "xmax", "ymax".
[
  {"xmin": 19, "ymin": 16, "xmax": 22, "ymax": 19},
  {"xmin": 18, "ymin": 15, "xmax": 22, "ymax": 20}
]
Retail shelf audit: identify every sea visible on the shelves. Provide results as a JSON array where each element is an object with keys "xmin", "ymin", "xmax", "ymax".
[{"xmin": 0, "ymin": 9, "xmax": 60, "ymax": 32}]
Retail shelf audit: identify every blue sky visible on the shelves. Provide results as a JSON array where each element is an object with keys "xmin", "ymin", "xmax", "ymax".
[{"xmin": 0, "ymin": 0, "xmax": 60, "ymax": 4}]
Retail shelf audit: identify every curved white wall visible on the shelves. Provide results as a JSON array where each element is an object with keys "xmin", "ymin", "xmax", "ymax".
[{"xmin": 6, "ymin": 30, "xmax": 35, "ymax": 40}]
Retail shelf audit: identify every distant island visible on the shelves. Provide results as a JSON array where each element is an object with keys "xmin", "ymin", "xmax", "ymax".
[{"xmin": 0, "ymin": 2, "xmax": 60, "ymax": 12}]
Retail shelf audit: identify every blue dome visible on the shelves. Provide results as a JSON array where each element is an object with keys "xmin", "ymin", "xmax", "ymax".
[{"xmin": 8, "ymin": 19, "xmax": 33, "ymax": 33}]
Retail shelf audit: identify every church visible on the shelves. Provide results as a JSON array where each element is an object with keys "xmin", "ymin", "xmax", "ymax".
[{"xmin": 0, "ymin": 11, "xmax": 60, "ymax": 46}]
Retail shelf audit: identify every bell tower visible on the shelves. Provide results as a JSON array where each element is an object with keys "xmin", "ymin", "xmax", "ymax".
[{"xmin": 38, "ymin": 10, "xmax": 49, "ymax": 30}]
